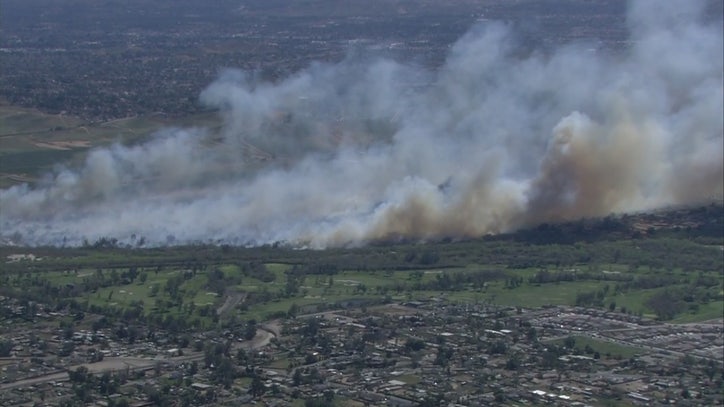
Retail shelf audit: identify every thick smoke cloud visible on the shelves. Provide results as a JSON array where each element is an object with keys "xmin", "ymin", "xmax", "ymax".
[{"xmin": 1, "ymin": 0, "xmax": 722, "ymax": 247}]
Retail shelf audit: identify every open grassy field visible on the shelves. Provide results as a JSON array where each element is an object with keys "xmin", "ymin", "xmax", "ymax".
[
  {"xmin": 0, "ymin": 104, "xmax": 220, "ymax": 188},
  {"xmin": 487, "ymin": 279, "xmax": 607, "ymax": 308},
  {"xmin": 4, "ymin": 253, "xmax": 720, "ymax": 328},
  {"xmin": 671, "ymin": 300, "xmax": 724, "ymax": 323},
  {"xmin": 548, "ymin": 335, "xmax": 643, "ymax": 359}
]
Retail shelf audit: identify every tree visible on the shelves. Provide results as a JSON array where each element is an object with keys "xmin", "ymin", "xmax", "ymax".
[
  {"xmin": 59, "ymin": 340, "xmax": 75, "ymax": 356},
  {"xmin": 434, "ymin": 346, "xmax": 454, "ymax": 367},
  {"xmin": 287, "ymin": 303, "xmax": 300, "ymax": 318},
  {"xmin": 420, "ymin": 394, "xmax": 444, "ymax": 407},
  {"xmin": 704, "ymin": 359, "xmax": 718, "ymax": 382},
  {"xmin": 292, "ymin": 369, "xmax": 303, "ymax": 386},
  {"xmin": 250, "ymin": 376, "xmax": 266, "ymax": 398},
  {"xmin": 244, "ymin": 319, "xmax": 257, "ymax": 340},
  {"xmin": 236, "ymin": 348, "xmax": 248, "ymax": 365},
  {"xmin": 0, "ymin": 339, "xmax": 13, "ymax": 357},
  {"xmin": 488, "ymin": 340, "xmax": 507, "ymax": 355},
  {"xmin": 285, "ymin": 274, "xmax": 300, "ymax": 296},
  {"xmin": 305, "ymin": 397, "xmax": 334, "ymax": 407},
  {"xmin": 68, "ymin": 366, "xmax": 90, "ymax": 383},
  {"xmin": 647, "ymin": 290, "xmax": 685, "ymax": 320},
  {"xmin": 404, "ymin": 338, "xmax": 425, "ymax": 352},
  {"xmin": 212, "ymin": 358, "xmax": 236, "ymax": 388},
  {"xmin": 419, "ymin": 250, "xmax": 439, "ymax": 265},
  {"xmin": 324, "ymin": 389, "xmax": 335, "ymax": 403},
  {"xmin": 505, "ymin": 355, "xmax": 520, "ymax": 370},
  {"xmin": 301, "ymin": 318, "xmax": 320, "ymax": 340},
  {"xmin": 98, "ymin": 371, "xmax": 118, "ymax": 395},
  {"xmin": 187, "ymin": 361, "xmax": 198, "ymax": 376}
]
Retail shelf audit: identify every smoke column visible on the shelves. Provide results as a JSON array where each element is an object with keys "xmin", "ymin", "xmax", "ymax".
[{"xmin": 1, "ymin": 0, "xmax": 722, "ymax": 247}]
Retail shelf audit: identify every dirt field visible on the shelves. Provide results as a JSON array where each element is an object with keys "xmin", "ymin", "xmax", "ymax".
[{"xmin": 32, "ymin": 140, "xmax": 91, "ymax": 150}]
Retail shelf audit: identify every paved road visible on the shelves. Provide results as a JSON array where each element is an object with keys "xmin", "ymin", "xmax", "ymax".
[
  {"xmin": 0, "ymin": 356, "xmax": 157, "ymax": 391},
  {"xmin": 0, "ymin": 371, "xmax": 68, "ymax": 391}
]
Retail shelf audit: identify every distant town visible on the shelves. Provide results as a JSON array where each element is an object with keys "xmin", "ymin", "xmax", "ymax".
[{"xmin": 0, "ymin": 0, "xmax": 628, "ymax": 120}]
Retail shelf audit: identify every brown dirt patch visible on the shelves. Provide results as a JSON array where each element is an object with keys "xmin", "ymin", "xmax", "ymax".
[{"xmin": 32, "ymin": 140, "xmax": 91, "ymax": 150}]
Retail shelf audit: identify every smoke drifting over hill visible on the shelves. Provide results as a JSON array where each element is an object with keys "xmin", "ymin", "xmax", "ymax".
[{"xmin": 1, "ymin": 0, "xmax": 722, "ymax": 247}]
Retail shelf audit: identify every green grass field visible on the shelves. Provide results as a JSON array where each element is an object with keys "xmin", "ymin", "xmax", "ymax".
[
  {"xmin": 4, "ymin": 254, "xmax": 720, "ymax": 326},
  {"xmin": 671, "ymin": 300, "xmax": 724, "ymax": 323},
  {"xmin": 548, "ymin": 336, "xmax": 643, "ymax": 359},
  {"xmin": 489, "ymin": 280, "xmax": 607, "ymax": 308}
]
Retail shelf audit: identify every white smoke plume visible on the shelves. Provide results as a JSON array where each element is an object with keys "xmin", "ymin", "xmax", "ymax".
[{"xmin": 1, "ymin": 0, "xmax": 722, "ymax": 247}]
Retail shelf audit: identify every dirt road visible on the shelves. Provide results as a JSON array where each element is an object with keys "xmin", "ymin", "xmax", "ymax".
[{"xmin": 216, "ymin": 290, "xmax": 247, "ymax": 317}]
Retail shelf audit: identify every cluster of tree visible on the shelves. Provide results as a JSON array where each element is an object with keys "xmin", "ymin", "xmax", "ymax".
[
  {"xmin": 82, "ymin": 237, "xmax": 121, "ymax": 249},
  {"xmin": 646, "ymin": 289, "xmax": 691, "ymax": 321},
  {"xmin": 139, "ymin": 380, "xmax": 216, "ymax": 407},
  {"xmin": 488, "ymin": 340, "xmax": 508, "ymax": 355},
  {"xmin": 575, "ymin": 289, "xmax": 608, "ymax": 308},
  {"xmin": 0, "ymin": 339, "xmax": 14, "ymax": 357},
  {"xmin": 292, "ymin": 367, "xmax": 324, "ymax": 387},
  {"xmin": 404, "ymin": 269, "xmax": 506, "ymax": 292},
  {"xmin": 289, "ymin": 263, "xmax": 339, "ymax": 276},
  {"xmin": 240, "ymin": 262, "xmax": 276, "ymax": 282},
  {"xmin": 202, "ymin": 341, "xmax": 237, "ymax": 388},
  {"xmin": 513, "ymin": 215, "xmax": 630, "ymax": 245},
  {"xmin": 404, "ymin": 249, "xmax": 441, "ymax": 265},
  {"xmin": 302, "ymin": 390, "xmax": 335, "ymax": 407},
  {"xmin": 66, "ymin": 367, "xmax": 127, "ymax": 404},
  {"xmin": 403, "ymin": 338, "xmax": 426, "ymax": 353}
]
